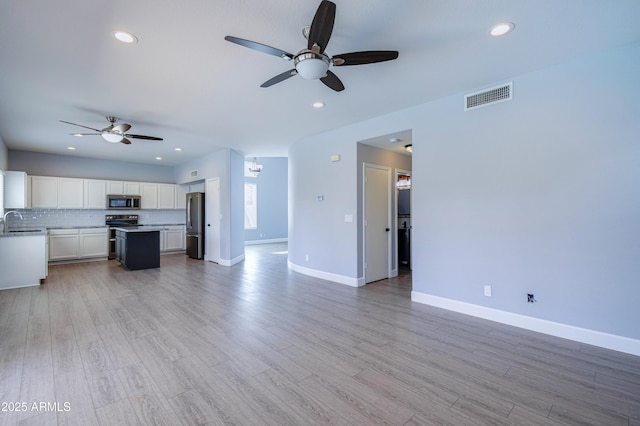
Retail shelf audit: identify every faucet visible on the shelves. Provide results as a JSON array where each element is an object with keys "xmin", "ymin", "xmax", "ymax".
[{"xmin": 1, "ymin": 210, "xmax": 23, "ymax": 233}]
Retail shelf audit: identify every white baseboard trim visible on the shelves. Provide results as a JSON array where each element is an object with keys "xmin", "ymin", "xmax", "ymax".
[
  {"xmin": 244, "ymin": 238, "xmax": 288, "ymax": 246},
  {"xmin": 218, "ymin": 254, "xmax": 245, "ymax": 267},
  {"xmin": 411, "ymin": 291, "xmax": 640, "ymax": 357},
  {"xmin": 288, "ymin": 261, "xmax": 363, "ymax": 287}
]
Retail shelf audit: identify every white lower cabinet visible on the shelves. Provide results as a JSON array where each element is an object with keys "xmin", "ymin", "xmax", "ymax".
[
  {"xmin": 161, "ymin": 226, "xmax": 185, "ymax": 252},
  {"xmin": 49, "ymin": 229, "xmax": 80, "ymax": 260},
  {"xmin": 49, "ymin": 228, "xmax": 108, "ymax": 261},
  {"xmin": 79, "ymin": 228, "xmax": 109, "ymax": 258}
]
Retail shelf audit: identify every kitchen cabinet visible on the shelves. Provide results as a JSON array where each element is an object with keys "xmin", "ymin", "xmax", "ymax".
[
  {"xmin": 79, "ymin": 228, "xmax": 108, "ymax": 258},
  {"xmin": 84, "ymin": 179, "xmax": 106, "ymax": 209},
  {"xmin": 49, "ymin": 229, "xmax": 79, "ymax": 260},
  {"xmin": 58, "ymin": 178, "xmax": 84, "ymax": 208},
  {"xmin": 141, "ymin": 183, "xmax": 158, "ymax": 209},
  {"xmin": 106, "ymin": 180, "xmax": 124, "ymax": 194},
  {"xmin": 4, "ymin": 171, "xmax": 30, "ymax": 209},
  {"xmin": 49, "ymin": 228, "xmax": 108, "ymax": 261},
  {"xmin": 157, "ymin": 184, "xmax": 175, "ymax": 209},
  {"xmin": 124, "ymin": 181, "xmax": 140, "ymax": 195},
  {"xmin": 31, "ymin": 176, "xmax": 58, "ymax": 208},
  {"xmin": 175, "ymin": 184, "xmax": 187, "ymax": 209},
  {"xmin": 0, "ymin": 234, "xmax": 47, "ymax": 289},
  {"xmin": 161, "ymin": 226, "xmax": 185, "ymax": 252}
]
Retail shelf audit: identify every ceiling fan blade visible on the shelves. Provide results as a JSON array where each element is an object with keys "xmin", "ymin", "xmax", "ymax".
[
  {"xmin": 308, "ymin": 0, "xmax": 336, "ymax": 54},
  {"xmin": 69, "ymin": 133, "xmax": 100, "ymax": 136},
  {"xmin": 320, "ymin": 70, "xmax": 344, "ymax": 92},
  {"xmin": 121, "ymin": 138, "xmax": 132, "ymax": 145},
  {"xmin": 59, "ymin": 120, "xmax": 102, "ymax": 132},
  {"xmin": 332, "ymin": 51, "xmax": 399, "ymax": 66},
  {"xmin": 124, "ymin": 134, "xmax": 163, "ymax": 141},
  {"xmin": 225, "ymin": 36, "xmax": 293, "ymax": 60},
  {"xmin": 260, "ymin": 69, "xmax": 298, "ymax": 88},
  {"xmin": 113, "ymin": 123, "xmax": 131, "ymax": 133}
]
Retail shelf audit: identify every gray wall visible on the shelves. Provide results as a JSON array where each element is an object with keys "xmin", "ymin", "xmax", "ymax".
[
  {"xmin": 288, "ymin": 42, "xmax": 640, "ymax": 341},
  {"xmin": 8, "ymin": 150, "xmax": 175, "ymax": 182},
  {"xmin": 174, "ymin": 148, "xmax": 245, "ymax": 263},
  {"xmin": 245, "ymin": 157, "xmax": 288, "ymax": 242},
  {"xmin": 0, "ymin": 135, "xmax": 7, "ymax": 171}
]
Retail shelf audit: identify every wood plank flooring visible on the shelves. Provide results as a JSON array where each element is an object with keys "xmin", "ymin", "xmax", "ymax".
[{"xmin": 1, "ymin": 243, "xmax": 639, "ymax": 425}]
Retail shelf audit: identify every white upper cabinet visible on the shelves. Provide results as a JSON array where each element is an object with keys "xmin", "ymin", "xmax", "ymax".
[
  {"xmin": 124, "ymin": 181, "xmax": 140, "ymax": 195},
  {"xmin": 5, "ymin": 171, "xmax": 29, "ymax": 209},
  {"xmin": 83, "ymin": 179, "xmax": 106, "ymax": 209},
  {"xmin": 31, "ymin": 176, "xmax": 58, "ymax": 208},
  {"xmin": 140, "ymin": 183, "xmax": 158, "ymax": 209},
  {"xmin": 106, "ymin": 180, "xmax": 124, "ymax": 195},
  {"xmin": 157, "ymin": 184, "xmax": 175, "ymax": 209},
  {"xmin": 175, "ymin": 184, "xmax": 187, "ymax": 209},
  {"xmin": 57, "ymin": 178, "xmax": 84, "ymax": 209}
]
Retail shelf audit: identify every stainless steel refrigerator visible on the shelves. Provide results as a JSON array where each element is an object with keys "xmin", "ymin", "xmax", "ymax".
[{"xmin": 186, "ymin": 192, "xmax": 205, "ymax": 259}]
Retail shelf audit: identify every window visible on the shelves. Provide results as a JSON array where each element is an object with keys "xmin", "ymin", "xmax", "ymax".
[{"xmin": 244, "ymin": 182, "xmax": 257, "ymax": 229}]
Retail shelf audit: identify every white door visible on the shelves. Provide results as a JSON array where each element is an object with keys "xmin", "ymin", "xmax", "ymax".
[
  {"xmin": 364, "ymin": 164, "xmax": 391, "ymax": 283},
  {"xmin": 205, "ymin": 178, "xmax": 221, "ymax": 263}
]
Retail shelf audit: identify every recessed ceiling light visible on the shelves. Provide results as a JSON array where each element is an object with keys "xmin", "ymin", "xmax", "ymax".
[
  {"xmin": 114, "ymin": 30, "xmax": 138, "ymax": 44},
  {"xmin": 389, "ymin": 138, "xmax": 401, "ymax": 143},
  {"xmin": 67, "ymin": 146, "xmax": 76, "ymax": 150},
  {"xmin": 490, "ymin": 22, "xmax": 515, "ymax": 37},
  {"xmin": 155, "ymin": 156, "xmax": 162, "ymax": 161},
  {"xmin": 174, "ymin": 147, "xmax": 182, "ymax": 152},
  {"xmin": 312, "ymin": 101, "xmax": 325, "ymax": 109}
]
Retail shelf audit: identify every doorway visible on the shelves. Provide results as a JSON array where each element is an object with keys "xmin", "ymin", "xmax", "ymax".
[
  {"xmin": 205, "ymin": 178, "xmax": 221, "ymax": 264},
  {"xmin": 396, "ymin": 171, "xmax": 411, "ymax": 271},
  {"xmin": 364, "ymin": 164, "xmax": 392, "ymax": 284}
]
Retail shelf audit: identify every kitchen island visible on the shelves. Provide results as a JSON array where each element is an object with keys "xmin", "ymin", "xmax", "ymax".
[{"xmin": 114, "ymin": 227, "xmax": 161, "ymax": 270}]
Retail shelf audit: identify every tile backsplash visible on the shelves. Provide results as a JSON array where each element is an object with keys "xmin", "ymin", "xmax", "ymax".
[{"xmin": 5, "ymin": 209, "xmax": 185, "ymax": 229}]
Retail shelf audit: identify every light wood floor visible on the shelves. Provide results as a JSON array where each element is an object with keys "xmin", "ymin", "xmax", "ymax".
[{"xmin": 1, "ymin": 243, "xmax": 639, "ymax": 425}]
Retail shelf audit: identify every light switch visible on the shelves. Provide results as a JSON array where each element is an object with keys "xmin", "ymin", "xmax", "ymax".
[{"xmin": 344, "ymin": 214, "xmax": 353, "ymax": 223}]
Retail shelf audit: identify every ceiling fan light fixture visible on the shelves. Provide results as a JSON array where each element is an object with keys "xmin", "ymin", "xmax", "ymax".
[
  {"xmin": 101, "ymin": 132, "xmax": 124, "ymax": 143},
  {"xmin": 294, "ymin": 52, "xmax": 329, "ymax": 80}
]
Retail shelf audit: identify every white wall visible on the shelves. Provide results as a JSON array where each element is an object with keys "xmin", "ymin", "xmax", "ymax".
[
  {"xmin": 245, "ymin": 157, "xmax": 288, "ymax": 243},
  {"xmin": 288, "ymin": 42, "xmax": 640, "ymax": 351}
]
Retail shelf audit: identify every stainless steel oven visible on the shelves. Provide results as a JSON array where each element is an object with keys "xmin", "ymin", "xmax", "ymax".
[{"xmin": 105, "ymin": 214, "xmax": 139, "ymax": 259}]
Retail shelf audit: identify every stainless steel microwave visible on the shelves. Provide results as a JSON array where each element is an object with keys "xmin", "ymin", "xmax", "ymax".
[{"xmin": 106, "ymin": 195, "xmax": 141, "ymax": 210}]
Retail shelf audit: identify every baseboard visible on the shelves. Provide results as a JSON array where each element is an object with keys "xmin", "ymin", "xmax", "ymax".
[
  {"xmin": 219, "ymin": 254, "xmax": 245, "ymax": 267},
  {"xmin": 288, "ymin": 261, "xmax": 363, "ymax": 287},
  {"xmin": 245, "ymin": 238, "xmax": 288, "ymax": 246},
  {"xmin": 411, "ymin": 291, "xmax": 640, "ymax": 357}
]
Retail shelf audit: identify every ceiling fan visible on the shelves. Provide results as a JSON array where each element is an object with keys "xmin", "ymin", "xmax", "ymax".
[
  {"xmin": 225, "ymin": 0, "xmax": 398, "ymax": 92},
  {"xmin": 59, "ymin": 116, "xmax": 163, "ymax": 145}
]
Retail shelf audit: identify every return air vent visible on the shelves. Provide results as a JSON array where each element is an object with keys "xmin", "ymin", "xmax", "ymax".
[{"xmin": 465, "ymin": 82, "xmax": 512, "ymax": 111}]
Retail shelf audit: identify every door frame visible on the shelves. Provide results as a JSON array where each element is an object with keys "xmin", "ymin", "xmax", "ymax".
[{"xmin": 362, "ymin": 163, "xmax": 393, "ymax": 284}]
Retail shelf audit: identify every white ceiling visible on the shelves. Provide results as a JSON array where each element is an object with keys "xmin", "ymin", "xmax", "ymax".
[{"xmin": 1, "ymin": 0, "xmax": 639, "ymax": 166}]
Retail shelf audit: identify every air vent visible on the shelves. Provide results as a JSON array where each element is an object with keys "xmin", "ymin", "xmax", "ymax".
[
  {"xmin": 190, "ymin": 170, "xmax": 198, "ymax": 178},
  {"xmin": 465, "ymin": 82, "xmax": 512, "ymax": 111}
]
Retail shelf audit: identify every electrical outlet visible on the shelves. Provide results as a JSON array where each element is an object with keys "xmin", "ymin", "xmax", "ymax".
[
  {"xmin": 484, "ymin": 285, "xmax": 492, "ymax": 297},
  {"xmin": 305, "ymin": 254, "xmax": 309, "ymax": 262}
]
